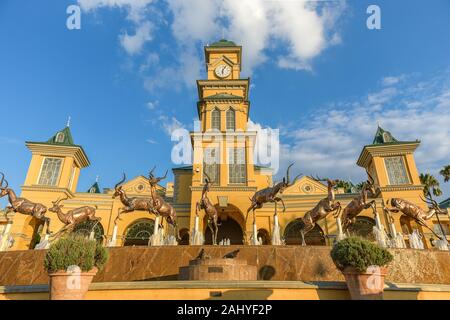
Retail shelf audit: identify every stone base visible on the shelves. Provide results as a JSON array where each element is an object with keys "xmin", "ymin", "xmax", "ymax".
[{"xmin": 179, "ymin": 258, "xmax": 257, "ymax": 281}]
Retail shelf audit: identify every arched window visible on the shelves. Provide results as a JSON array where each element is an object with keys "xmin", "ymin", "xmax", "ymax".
[
  {"xmin": 283, "ymin": 219, "xmax": 326, "ymax": 246},
  {"xmin": 347, "ymin": 216, "xmax": 376, "ymax": 240},
  {"xmin": 226, "ymin": 108, "xmax": 235, "ymax": 131},
  {"xmin": 124, "ymin": 219, "xmax": 155, "ymax": 246},
  {"xmin": 211, "ymin": 108, "xmax": 221, "ymax": 130},
  {"xmin": 55, "ymin": 132, "xmax": 65, "ymax": 143},
  {"xmin": 73, "ymin": 220, "xmax": 104, "ymax": 242}
]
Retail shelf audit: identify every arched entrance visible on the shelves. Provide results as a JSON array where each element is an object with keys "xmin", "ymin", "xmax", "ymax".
[
  {"xmin": 73, "ymin": 220, "xmax": 104, "ymax": 242},
  {"xmin": 123, "ymin": 219, "xmax": 154, "ymax": 246},
  {"xmin": 203, "ymin": 204, "xmax": 245, "ymax": 245},
  {"xmin": 284, "ymin": 219, "xmax": 326, "ymax": 245},
  {"xmin": 257, "ymin": 229, "xmax": 270, "ymax": 245},
  {"xmin": 347, "ymin": 216, "xmax": 376, "ymax": 240}
]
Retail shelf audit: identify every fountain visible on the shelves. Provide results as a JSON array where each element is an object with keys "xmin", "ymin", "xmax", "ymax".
[
  {"xmin": 271, "ymin": 213, "xmax": 284, "ymax": 245},
  {"xmin": 35, "ymin": 234, "xmax": 50, "ymax": 250},
  {"xmin": 189, "ymin": 215, "xmax": 204, "ymax": 245},
  {"xmin": 372, "ymin": 211, "xmax": 389, "ymax": 248},
  {"xmin": 107, "ymin": 224, "xmax": 118, "ymax": 247},
  {"xmin": 249, "ymin": 222, "xmax": 262, "ymax": 245},
  {"xmin": 335, "ymin": 216, "xmax": 346, "ymax": 241},
  {"xmin": 149, "ymin": 216, "xmax": 165, "ymax": 246},
  {"xmin": 408, "ymin": 229, "xmax": 424, "ymax": 249}
]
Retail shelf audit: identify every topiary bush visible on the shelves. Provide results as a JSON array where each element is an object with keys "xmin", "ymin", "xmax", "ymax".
[
  {"xmin": 44, "ymin": 235, "xmax": 109, "ymax": 273},
  {"xmin": 330, "ymin": 237, "xmax": 393, "ymax": 273}
]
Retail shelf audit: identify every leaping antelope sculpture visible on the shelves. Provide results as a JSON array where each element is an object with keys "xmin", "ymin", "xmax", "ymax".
[
  {"xmin": 113, "ymin": 173, "xmax": 155, "ymax": 224},
  {"xmin": 384, "ymin": 194, "xmax": 444, "ymax": 240},
  {"xmin": 0, "ymin": 172, "xmax": 51, "ymax": 234},
  {"xmin": 196, "ymin": 172, "xmax": 220, "ymax": 245},
  {"xmin": 148, "ymin": 167, "xmax": 179, "ymax": 240},
  {"xmin": 246, "ymin": 163, "xmax": 301, "ymax": 224},
  {"xmin": 340, "ymin": 170, "xmax": 380, "ymax": 232},
  {"xmin": 49, "ymin": 195, "xmax": 101, "ymax": 238},
  {"xmin": 298, "ymin": 177, "xmax": 341, "ymax": 245}
]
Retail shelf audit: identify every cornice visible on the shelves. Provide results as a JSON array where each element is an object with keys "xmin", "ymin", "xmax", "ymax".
[
  {"xmin": 190, "ymin": 186, "xmax": 257, "ymax": 192},
  {"xmin": 380, "ymin": 185, "xmax": 423, "ymax": 192},
  {"xmin": 356, "ymin": 142, "xmax": 419, "ymax": 168},
  {"xmin": 21, "ymin": 185, "xmax": 74, "ymax": 197},
  {"xmin": 25, "ymin": 142, "xmax": 90, "ymax": 168}
]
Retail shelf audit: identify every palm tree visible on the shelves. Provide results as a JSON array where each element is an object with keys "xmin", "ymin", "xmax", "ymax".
[
  {"xmin": 419, "ymin": 173, "xmax": 442, "ymax": 197},
  {"xmin": 440, "ymin": 165, "xmax": 450, "ymax": 183},
  {"xmin": 335, "ymin": 180, "xmax": 354, "ymax": 193}
]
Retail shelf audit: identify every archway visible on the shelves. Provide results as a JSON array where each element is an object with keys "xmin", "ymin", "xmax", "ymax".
[
  {"xmin": 73, "ymin": 220, "xmax": 104, "ymax": 242},
  {"xmin": 179, "ymin": 228, "xmax": 190, "ymax": 245},
  {"xmin": 257, "ymin": 229, "xmax": 270, "ymax": 245},
  {"xmin": 347, "ymin": 216, "xmax": 376, "ymax": 240},
  {"xmin": 123, "ymin": 219, "xmax": 154, "ymax": 246},
  {"xmin": 284, "ymin": 219, "xmax": 326, "ymax": 246},
  {"xmin": 203, "ymin": 204, "xmax": 245, "ymax": 245}
]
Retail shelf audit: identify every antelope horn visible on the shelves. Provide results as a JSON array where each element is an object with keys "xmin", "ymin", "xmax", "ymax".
[
  {"xmin": 114, "ymin": 173, "xmax": 126, "ymax": 189},
  {"xmin": 366, "ymin": 168, "xmax": 375, "ymax": 185},
  {"xmin": 149, "ymin": 166, "xmax": 156, "ymax": 178},
  {"xmin": 0, "ymin": 172, "xmax": 4, "ymax": 188},
  {"xmin": 289, "ymin": 173, "xmax": 303, "ymax": 186},
  {"xmin": 204, "ymin": 171, "xmax": 212, "ymax": 183},
  {"xmin": 286, "ymin": 163, "xmax": 294, "ymax": 185},
  {"xmin": 3, "ymin": 178, "xmax": 8, "ymax": 189},
  {"xmin": 53, "ymin": 195, "xmax": 69, "ymax": 205}
]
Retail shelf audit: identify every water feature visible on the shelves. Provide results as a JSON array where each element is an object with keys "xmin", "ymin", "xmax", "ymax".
[
  {"xmin": 190, "ymin": 215, "xmax": 204, "ymax": 245},
  {"xmin": 271, "ymin": 214, "xmax": 284, "ymax": 245},
  {"xmin": 408, "ymin": 229, "xmax": 424, "ymax": 249}
]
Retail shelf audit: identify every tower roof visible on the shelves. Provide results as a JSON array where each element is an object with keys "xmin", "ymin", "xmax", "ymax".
[
  {"xmin": 209, "ymin": 39, "xmax": 237, "ymax": 47},
  {"xmin": 46, "ymin": 126, "xmax": 75, "ymax": 146},
  {"xmin": 372, "ymin": 126, "xmax": 398, "ymax": 144},
  {"xmin": 440, "ymin": 197, "xmax": 450, "ymax": 209},
  {"xmin": 87, "ymin": 181, "xmax": 101, "ymax": 193}
]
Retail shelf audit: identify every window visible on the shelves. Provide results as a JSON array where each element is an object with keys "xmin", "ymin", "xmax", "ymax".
[
  {"xmin": 38, "ymin": 158, "xmax": 62, "ymax": 186},
  {"xmin": 433, "ymin": 223, "xmax": 450, "ymax": 236},
  {"xmin": 68, "ymin": 166, "xmax": 75, "ymax": 190},
  {"xmin": 203, "ymin": 147, "xmax": 220, "ymax": 183},
  {"xmin": 384, "ymin": 156, "xmax": 409, "ymax": 185},
  {"xmin": 211, "ymin": 108, "xmax": 221, "ymax": 130},
  {"xmin": 55, "ymin": 132, "xmax": 65, "ymax": 143},
  {"xmin": 226, "ymin": 108, "xmax": 235, "ymax": 131},
  {"xmin": 228, "ymin": 147, "xmax": 246, "ymax": 184}
]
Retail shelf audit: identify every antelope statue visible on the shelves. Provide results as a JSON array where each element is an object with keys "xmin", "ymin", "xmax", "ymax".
[
  {"xmin": 113, "ymin": 173, "xmax": 155, "ymax": 224},
  {"xmin": 246, "ymin": 163, "xmax": 301, "ymax": 224},
  {"xmin": 0, "ymin": 172, "xmax": 51, "ymax": 234},
  {"xmin": 298, "ymin": 177, "xmax": 341, "ymax": 245},
  {"xmin": 148, "ymin": 167, "xmax": 179, "ymax": 240},
  {"xmin": 340, "ymin": 170, "xmax": 379, "ymax": 232},
  {"xmin": 196, "ymin": 172, "xmax": 220, "ymax": 245},
  {"xmin": 49, "ymin": 195, "xmax": 101, "ymax": 238},
  {"xmin": 384, "ymin": 195, "xmax": 443, "ymax": 239}
]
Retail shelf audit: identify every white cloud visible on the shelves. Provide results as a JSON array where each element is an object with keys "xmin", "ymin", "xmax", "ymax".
[
  {"xmin": 158, "ymin": 115, "xmax": 185, "ymax": 136},
  {"xmin": 120, "ymin": 21, "xmax": 153, "ymax": 55},
  {"xmin": 382, "ymin": 75, "xmax": 405, "ymax": 86},
  {"xmin": 279, "ymin": 70, "xmax": 450, "ymax": 197},
  {"xmin": 146, "ymin": 138, "xmax": 158, "ymax": 144},
  {"xmin": 146, "ymin": 100, "xmax": 159, "ymax": 110}
]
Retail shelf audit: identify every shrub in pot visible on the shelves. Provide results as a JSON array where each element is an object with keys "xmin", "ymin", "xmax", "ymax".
[
  {"xmin": 330, "ymin": 237, "xmax": 393, "ymax": 300},
  {"xmin": 44, "ymin": 235, "xmax": 109, "ymax": 300}
]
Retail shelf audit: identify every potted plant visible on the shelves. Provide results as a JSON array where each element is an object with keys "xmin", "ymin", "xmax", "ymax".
[
  {"xmin": 44, "ymin": 235, "xmax": 108, "ymax": 300},
  {"xmin": 330, "ymin": 237, "xmax": 393, "ymax": 300}
]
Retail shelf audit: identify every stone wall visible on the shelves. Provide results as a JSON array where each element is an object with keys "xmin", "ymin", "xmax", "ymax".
[{"xmin": 1, "ymin": 246, "xmax": 449, "ymax": 286}]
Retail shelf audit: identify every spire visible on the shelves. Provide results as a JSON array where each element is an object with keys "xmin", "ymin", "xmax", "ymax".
[
  {"xmin": 66, "ymin": 116, "xmax": 71, "ymax": 127},
  {"xmin": 87, "ymin": 179, "xmax": 101, "ymax": 193},
  {"xmin": 372, "ymin": 125, "xmax": 398, "ymax": 145}
]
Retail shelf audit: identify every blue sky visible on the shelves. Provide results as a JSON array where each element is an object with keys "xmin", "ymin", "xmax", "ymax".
[{"xmin": 0, "ymin": 0, "xmax": 449, "ymax": 204}]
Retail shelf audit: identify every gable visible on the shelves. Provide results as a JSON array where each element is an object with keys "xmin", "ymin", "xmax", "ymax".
[
  {"xmin": 119, "ymin": 175, "xmax": 165, "ymax": 196},
  {"xmin": 283, "ymin": 176, "xmax": 328, "ymax": 195},
  {"xmin": 210, "ymin": 55, "xmax": 235, "ymax": 68}
]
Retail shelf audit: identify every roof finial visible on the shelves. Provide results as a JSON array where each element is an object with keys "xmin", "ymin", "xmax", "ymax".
[
  {"xmin": 222, "ymin": 28, "xmax": 225, "ymax": 40},
  {"xmin": 95, "ymin": 175, "xmax": 99, "ymax": 183},
  {"xmin": 377, "ymin": 120, "xmax": 381, "ymax": 128},
  {"xmin": 66, "ymin": 116, "xmax": 71, "ymax": 127}
]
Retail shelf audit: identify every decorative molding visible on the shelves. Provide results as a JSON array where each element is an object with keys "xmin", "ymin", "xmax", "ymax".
[
  {"xmin": 190, "ymin": 186, "xmax": 257, "ymax": 192},
  {"xmin": 380, "ymin": 185, "xmax": 423, "ymax": 192}
]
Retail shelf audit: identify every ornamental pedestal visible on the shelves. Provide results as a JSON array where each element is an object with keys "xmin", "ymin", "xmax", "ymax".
[{"xmin": 179, "ymin": 258, "xmax": 257, "ymax": 281}]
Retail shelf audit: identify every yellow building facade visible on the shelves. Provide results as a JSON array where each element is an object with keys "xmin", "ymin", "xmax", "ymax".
[{"xmin": 1, "ymin": 39, "xmax": 448, "ymax": 251}]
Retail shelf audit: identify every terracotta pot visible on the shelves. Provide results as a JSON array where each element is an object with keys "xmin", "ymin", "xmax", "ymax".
[
  {"xmin": 342, "ymin": 266, "xmax": 388, "ymax": 300},
  {"xmin": 48, "ymin": 267, "xmax": 97, "ymax": 300}
]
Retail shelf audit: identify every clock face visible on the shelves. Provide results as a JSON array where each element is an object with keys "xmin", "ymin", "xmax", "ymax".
[{"xmin": 215, "ymin": 64, "xmax": 231, "ymax": 78}]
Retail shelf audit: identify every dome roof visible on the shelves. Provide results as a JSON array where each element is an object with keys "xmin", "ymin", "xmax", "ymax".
[{"xmin": 209, "ymin": 39, "xmax": 237, "ymax": 47}]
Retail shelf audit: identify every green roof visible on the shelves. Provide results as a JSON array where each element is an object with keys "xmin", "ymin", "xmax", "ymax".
[
  {"xmin": 173, "ymin": 165, "xmax": 193, "ymax": 171},
  {"xmin": 209, "ymin": 39, "xmax": 237, "ymax": 47},
  {"xmin": 46, "ymin": 126, "xmax": 75, "ymax": 146},
  {"xmin": 440, "ymin": 197, "xmax": 450, "ymax": 209},
  {"xmin": 87, "ymin": 182, "xmax": 101, "ymax": 194},
  {"xmin": 372, "ymin": 126, "xmax": 399, "ymax": 144},
  {"xmin": 204, "ymin": 93, "xmax": 243, "ymax": 100}
]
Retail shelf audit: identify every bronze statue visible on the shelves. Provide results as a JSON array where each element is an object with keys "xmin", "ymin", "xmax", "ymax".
[
  {"xmin": 196, "ymin": 172, "xmax": 220, "ymax": 245},
  {"xmin": 384, "ymin": 196, "xmax": 442, "ymax": 239},
  {"xmin": 49, "ymin": 195, "xmax": 101, "ymax": 238},
  {"xmin": 340, "ymin": 170, "xmax": 379, "ymax": 232},
  {"xmin": 246, "ymin": 163, "xmax": 301, "ymax": 224},
  {"xmin": 298, "ymin": 177, "xmax": 341, "ymax": 245},
  {"xmin": 0, "ymin": 172, "xmax": 51, "ymax": 234},
  {"xmin": 148, "ymin": 167, "xmax": 179, "ymax": 239},
  {"xmin": 113, "ymin": 173, "xmax": 154, "ymax": 224}
]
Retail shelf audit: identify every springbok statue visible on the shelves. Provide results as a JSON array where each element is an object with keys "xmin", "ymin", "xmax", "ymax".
[
  {"xmin": 112, "ymin": 173, "xmax": 154, "ymax": 224},
  {"xmin": 196, "ymin": 172, "xmax": 220, "ymax": 245},
  {"xmin": 148, "ymin": 167, "xmax": 179, "ymax": 240},
  {"xmin": 48, "ymin": 195, "xmax": 101, "ymax": 238},
  {"xmin": 0, "ymin": 172, "xmax": 51, "ymax": 234},
  {"xmin": 340, "ymin": 170, "xmax": 379, "ymax": 232},
  {"xmin": 384, "ymin": 194, "xmax": 443, "ymax": 240},
  {"xmin": 246, "ymin": 163, "xmax": 302, "ymax": 224},
  {"xmin": 298, "ymin": 177, "xmax": 341, "ymax": 245}
]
